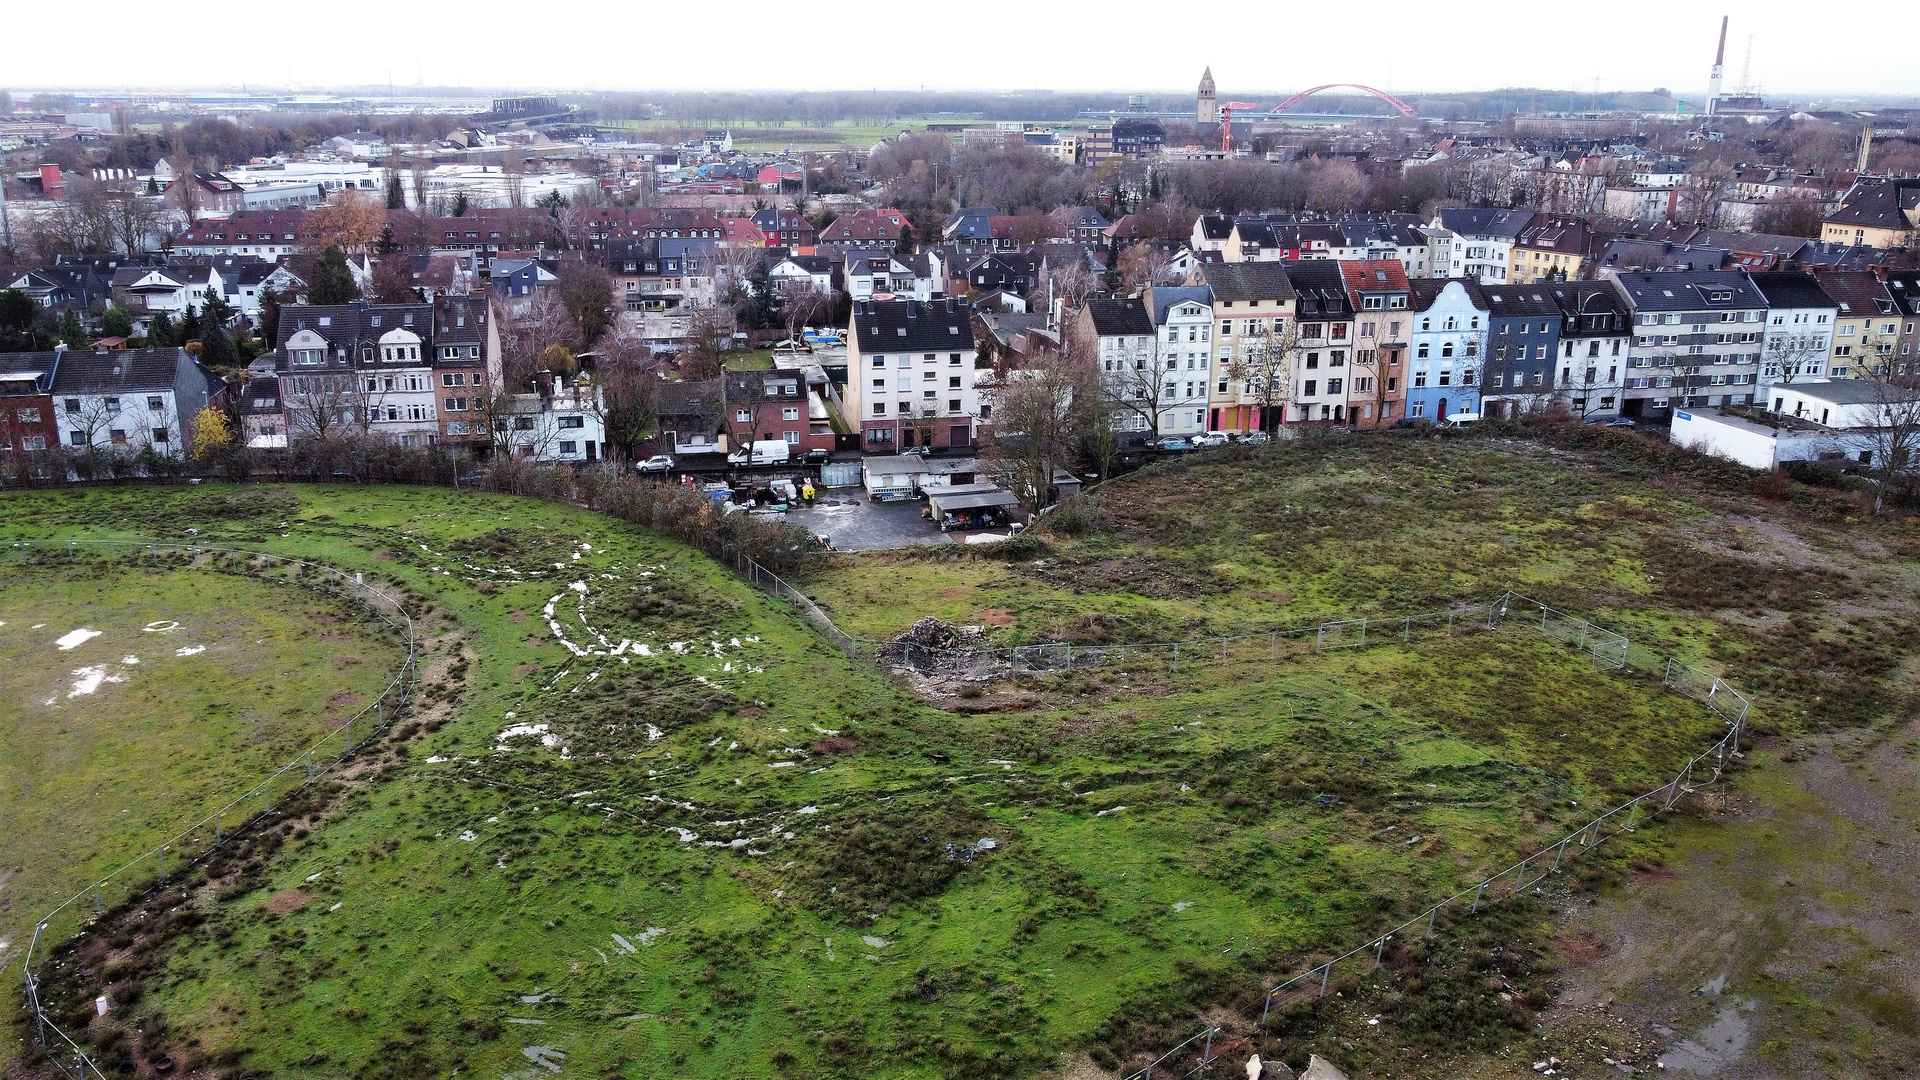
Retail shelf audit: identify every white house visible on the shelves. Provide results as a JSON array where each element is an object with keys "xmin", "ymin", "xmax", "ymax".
[
  {"xmin": 1148, "ymin": 286, "xmax": 1214, "ymax": 437},
  {"xmin": 498, "ymin": 382, "xmax": 608, "ymax": 463},
  {"xmin": 50, "ymin": 347, "xmax": 221, "ymax": 459}
]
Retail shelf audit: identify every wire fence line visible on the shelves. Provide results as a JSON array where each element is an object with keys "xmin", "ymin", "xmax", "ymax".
[
  {"xmin": 10, "ymin": 538, "xmax": 419, "ymax": 1080},
  {"xmin": 721, "ymin": 557, "xmax": 1753, "ymax": 1080}
]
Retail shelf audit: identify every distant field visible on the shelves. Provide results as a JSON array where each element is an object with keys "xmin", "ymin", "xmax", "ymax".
[
  {"xmin": 604, "ymin": 117, "xmax": 931, "ymax": 150},
  {"xmin": 0, "ymin": 557, "xmax": 402, "ymax": 966}
]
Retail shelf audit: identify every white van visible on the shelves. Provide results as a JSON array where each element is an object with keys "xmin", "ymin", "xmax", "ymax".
[
  {"xmin": 1441, "ymin": 411, "xmax": 1481, "ymax": 427},
  {"xmin": 750, "ymin": 439, "xmax": 791, "ymax": 465}
]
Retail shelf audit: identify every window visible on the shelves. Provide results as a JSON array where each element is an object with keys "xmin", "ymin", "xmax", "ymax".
[
  {"xmin": 109, "ymin": 429, "xmax": 127, "ymax": 445},
  {"xmin": 872, "ymin": 355, "xmax": 886, "ymax": 368},
  {"xmin": 104, "ymin": 397, "xmax": 121, "ymax": 414},
  {"xmin": 1416, "ymin": 343, "xmax": 1430, "ymax": 359},
  {"xmin": 63, "ymin": 398, "xmax": 80, "ymax": 414},
  {"xmin": 1414, "ymin": 372, "xmax": 1427, "ymax": 387},
  {"xmin": 1303, "ymin": 380, "xmax": 1317, "ymax": 396},
  {"xmin": 152, "ymin": 427, "xmax": 169, "ymax": 443},
  {"xmin": 146, "ymin": 396, "xmax": 164, "ymax": 411},
  {"xmin": 873, "ymin": 402, "xmax": 887, "ymax": 415},
  {"xmin": 559, "ymin": 416, "xmax": 585, "ymax": 429},
  {"xmin": 442, "ymin": 373, "xmax": 465, "ymax": 387},
  {"xmin": 782, "ymin": 406, "xmax": 800, "ymax": 421},
  {"xmin": 69, "ymin": 430, "xmax": 87, "ymax": 446},
  {"xmin": 559, "ymin": 441, "xmax": 578, "ymax": 455},
  {"xmin": 18, "ymin": 407, "xmax": 41, "ymax": 423},
  {"xmin": 20, "ymin": 435, "xmax": 47, "ymax": 451},
  {"xmin": 735, "ymin": 408, "xmax": 750, "ymax": 423},
  {"xmin": 1327, "ymin": 378, "xmax": 1343, "ymax": 394}
]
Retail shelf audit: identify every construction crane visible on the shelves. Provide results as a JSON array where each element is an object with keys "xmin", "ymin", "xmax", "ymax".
[{"xmin": 1218, "ymin": 102, "xmax": 1259, "ymax": 153}]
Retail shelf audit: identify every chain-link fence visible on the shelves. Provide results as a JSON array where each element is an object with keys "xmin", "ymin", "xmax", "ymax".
[
  {"xmin": 12, "ymin": 539, "xmax": 418, "ymax": 1080},
  {"xmin": 720, "ymin": 562, "xmax": 1756, "ymax": 1080}
]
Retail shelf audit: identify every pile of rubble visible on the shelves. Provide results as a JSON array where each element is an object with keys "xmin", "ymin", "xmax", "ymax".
[{"xmin": 890, "ymin": 617, "xmax": 986, "ymax": 652}]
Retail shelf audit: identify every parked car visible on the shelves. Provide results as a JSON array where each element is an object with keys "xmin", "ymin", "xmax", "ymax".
[
  {"xmin": 1152, "ymin": 436, "xmax": 1192, "ymax": 451},
  {"xmin": 900, "ymin": 445, "xmax": 932, "ymax": 457},
  {"xmin": 803, "ymin": 448, "xmax": 832, "ymax": 464},
  {"xmin": 636, "ymin": 454, "xmax": 674, "ymax": 473},
  {"xmin": 1390, "ymin": 417, "xmax": 1428, "ymax": 429},
  {"xmin": 1189, "ymin": 431, "xmax": 1229, "ymax": 448},
  {"xmin": 1604, "ymin": 416, "xmax": 1637, "ymax": 428},
  {"xmin": 1235, "ymin": 430, "xmax": 1272, "ymax": 445}
]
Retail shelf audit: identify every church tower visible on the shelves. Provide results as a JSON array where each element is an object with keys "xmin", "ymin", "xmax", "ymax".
[{"xmin": 1197, "ymin": 67, "xmax": 1217, "ymax": 125}]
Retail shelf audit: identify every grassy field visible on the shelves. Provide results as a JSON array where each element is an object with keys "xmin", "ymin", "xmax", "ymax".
[
  {"xmin": 0, "ymin": 555, "xmax": 402, "ymax": 968},
  {"xmin": 5, "ymin": 429, "xmax": 1917, "ymax": 1080}
]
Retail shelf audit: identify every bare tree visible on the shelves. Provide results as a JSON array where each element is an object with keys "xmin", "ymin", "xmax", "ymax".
[
  {"xmin": 1118, "ymin": 244, "xmax": 1177, "ymax": 292},
  {"xmin": 283, "ymin": 371, "xmax": 373, "ymax": 441},
  {"xmin": 591, "ymin": 320, "xmax": 666, "ymax": 459},
  {"xmin": 499, "ymin": 291, "xmax": 581, "ymax": 392},
  {"xmin": 1079, "ymin": 317, "xmax": 1171, "ymax": 441},
  {"xmin": 981, "ymin": 345, "xmax": 1094, "ymax": 511},
  {"xmin": 503, "ymin": 149, "xmax": 526, "ymax": 209},
  {"xmin": 680, "ymin": 305, "xmax": 737, "ymax": 381},
  {"xmin": 1855, "ymin": 376, "xmax": 1920, "ymax": 515},
  {"xmin": 307, "ymin": 190, "xmax": 388, "ymax": 253},
  {"xmin": 777, "ymin": 280, "xmax": 833, "ymax": 344},
  {"xmin": 167, "ymin": 158, "xmax": 202, "ymax": 221},
  {"xmin": 1039, "ymin": 258, "xmax": 1100, "ymax": 307},
  {"xmin": 1224, "ymin": 322, "xmax": 1297, "ymax": 433}
]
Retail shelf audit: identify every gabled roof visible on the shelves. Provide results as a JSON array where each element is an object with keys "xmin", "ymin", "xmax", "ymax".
[
  {"xmin": 277, "ymin": 302, "xmax": 435, "ymax": 351},
  {"xmin": 1810, "ymin": 269, "xmax": 1895, "ymax": 317},
  {"xmin": 49, "ymin": 348, "xmax": 192, "ymax": 394},
  {"xmin": 1435, "ymin": 208, "xmax": 1536, "ymax": 240},
  {"xmin": 1482, "ymin": 285, "xmax": 1568, "ymax": 317},
  {"xmin": 1145, "ymin": 286, "xmax": 1212, "ymax": 327},
  {"xmin": 851, "ymin": 297, "xmax": 974, "ymax": 352},
  {"xmin": 1337, "ymin": 259, "xmax": 1411, "ymax": 301},
  {"xmin": 1278, "ymin": 260, "xmax": 1348, "ymax": 316},
  {"xmin": 1545, "ymin": 281, "xmax": 1629, "ymax": 322},
  {"xmin": 1825, "ymin": 177, "xmax": 1920, "ymax": 231},
  {"xmin": 1199, "ymin": 261, "xmax": 1297, "ymax": 303},
  {"xmin": 1409, "ymin": 278, "xmax": 1490, "ymax": 312},
  {"xmin": 1082, "ymin": 299, "xmax": 1151, "ymax": 337},
  {"xmin": 1748, "ymin": 271, "xmax": 1837, "ymax": 311}
]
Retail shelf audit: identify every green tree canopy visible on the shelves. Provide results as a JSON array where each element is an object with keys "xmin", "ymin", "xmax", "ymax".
[{"xmin": 308, "ymin": 245, "xmax": 362, "ymax": 305}]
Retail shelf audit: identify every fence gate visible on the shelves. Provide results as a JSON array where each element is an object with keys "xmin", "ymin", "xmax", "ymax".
[
  {"xmin": 819, "ymin": 463, "xmax": 862, "ymax": 488},
  {"xmin": 1011, "ymin": 643, "xmax": 1072, "ymax": 673}
]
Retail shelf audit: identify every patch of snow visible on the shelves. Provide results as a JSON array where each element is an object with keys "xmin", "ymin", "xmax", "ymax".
[
  {"xmin": 861, "ymin": 935, "xmax": 890, "ymax": 948},
  {"xmin": 424, "ymin": 755, "xmax": 448, "ymax": 763},
  {"xmin": 55, "ymin": 628, "xmax": 102, "ymax": 650},
  {"xmin": 67, "ymin": 665, "xmax": 126, "ymax": 697},
  {"xmin": 174, "ymin": 645, "xmax": 206, "ymax": 657},
  {"xmin": 1095, "ymin": 805, "xmax": 1127, "ymax": 817},
  {"xmin": 140, "ymin": 621, "xmax": 178, "ymax": 633},
  {"xmin": 121, "ymin": 656, "xmax": 139, "ymax": 665},
  {"xmin": 637, "ymin": 927, "xmax": 667, "ymax": 946},
  {"xmin": 768, "ymin": 761, "xmax": 797, "ymax": 768},
  {"xmin": 458, "ymin": 830, "xmax": 477, "ymax": 842}
]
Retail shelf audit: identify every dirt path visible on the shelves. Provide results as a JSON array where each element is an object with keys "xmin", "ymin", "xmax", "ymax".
[{"xmin": 1536, "ymin": 721, "xmax": 1920, "ymax": 1080}]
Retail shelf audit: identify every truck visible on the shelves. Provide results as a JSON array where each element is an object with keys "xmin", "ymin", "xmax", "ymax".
[{"xmin": 750, "ymin": 439, "xmax": 791, "ymax": 465}]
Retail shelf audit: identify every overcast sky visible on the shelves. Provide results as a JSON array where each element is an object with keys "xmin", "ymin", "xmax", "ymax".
[{"xmin": 5, "ymin": 0, "xmax": 1906, "ymax": 100}]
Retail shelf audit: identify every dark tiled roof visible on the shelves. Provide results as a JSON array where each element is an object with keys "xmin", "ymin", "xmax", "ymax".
[
  {"xmin": 1277, "ymin": 260, "xmax": 1348, "ymax": 315},
  {"xmin": 851, "ymin": 298, "xmax": 974, "ymax": 352},
  {"xmin": 1481, "ymin": 285, "xmax": 1567, "ymax": 317},
  {"xmin": 1608, "ymin": 271, "xmax": 1766, "ymax": 311},
  {"xmin": 1409, "ymin": 278, "xmax": 1490, "ymax": 311},
  {"xmin": 48, "ymin": 348, "xmax": 190, "ymax": 394},
  {"xmin": 1811, "ymin": 270, "xmax": 1895, "ymax": 316},
  {"xmin": 1199, "ymin": 261, "xmax": 1298, "ymax": 302},
  {"xmin": 1748, "ymin": 271, "xmax": 1836, "ymax": 311}
]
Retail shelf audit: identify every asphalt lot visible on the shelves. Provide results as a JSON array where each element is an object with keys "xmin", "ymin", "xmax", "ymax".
[
  {"xmin": 780, "ymin": 492, "xmax": 1017, "ymax": 551},
  {"xmin": 783, "ymin": 495, "xmax": 949, "ymax": 551}
]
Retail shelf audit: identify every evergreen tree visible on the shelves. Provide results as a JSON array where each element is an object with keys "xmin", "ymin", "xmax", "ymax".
[
  {"xmin": 199, "ymin": 286, "xmax": 236, "ymax": 333},
  {"xmin": 386, "ymin": 173, "xmax": 405, "ymax": 209},
  {"xmin": 58, "ymin": 309, "xmax": 88, "ymax": 349},
  {"xmin": 1149, "ymin": 169, "xmax": 1162, "ymax": 200},
  {"xmin": 895, "ymin": 224, "xmax": 913, "ymax": 255},
  {"xmin": 199, "ymin": 320, "xmax": 238, "ymax": 369},
  {"xmin": 375, "ymin": 224, "xmax": 400, "ymax": 254},
  {"xmin": 102, "ymin": 306, "xmax": 134, "ymax": 339},
  {"xmin": 308, "ymin": 245, "xmax": 362, "ymax": 305},
  {"xmin": 451, "ymin": 191, "xmax": 469, "ymax": 218},
  {"xmin": 146, "ymin": 311, "xmax": 176, "ymax": 348},
  {"xmin": 257, "ymin": 285, "xmax": 282, "ymax": 344}
]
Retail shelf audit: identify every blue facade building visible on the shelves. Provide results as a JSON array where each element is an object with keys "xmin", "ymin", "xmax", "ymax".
[{"xmin": 1407, "ymin": 278, "xmax": 1489, "ymax": 422}]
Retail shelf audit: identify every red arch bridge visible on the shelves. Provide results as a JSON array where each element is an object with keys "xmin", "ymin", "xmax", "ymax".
[{"xmin": 1267, "ymin": 84, "xmax": 1417, "ymax": 118}]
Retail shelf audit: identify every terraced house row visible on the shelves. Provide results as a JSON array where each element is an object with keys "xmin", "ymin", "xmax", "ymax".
[{"xmin": 1075, "ymin": 260, "xmax": 1920, "ymax": 437}]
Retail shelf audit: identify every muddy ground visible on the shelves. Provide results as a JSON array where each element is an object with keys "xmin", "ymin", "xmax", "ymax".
[{"xmin": 1467, "ymin": 719, "xmax": 1920, "ymax": 1080}]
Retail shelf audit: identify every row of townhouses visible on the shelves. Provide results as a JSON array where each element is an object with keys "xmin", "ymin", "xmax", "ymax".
[{"xmin": 1075, "ymin": 262, "xmax": 1920, "ymax": 436}]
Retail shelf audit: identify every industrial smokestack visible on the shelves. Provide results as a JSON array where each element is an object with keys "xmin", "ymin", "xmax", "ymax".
[{"xmin": 1706, "ymin": 16, "xmax": 1727, "ymax": 116}]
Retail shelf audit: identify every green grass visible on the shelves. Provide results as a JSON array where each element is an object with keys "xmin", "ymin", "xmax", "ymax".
[
  {"xmin": 0, "ymin": 556, "xmax": 401, "ymax": 960},
  {"xmin": 7, "ymin": 430, "xmax": 1915, "ymax": 1080}
]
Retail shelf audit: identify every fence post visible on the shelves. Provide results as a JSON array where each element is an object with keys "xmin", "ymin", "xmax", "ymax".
[
  {"xmin": 1271, "ymin": 631, "xmax": 1278, "ymax": 659},
  {"xmin": 1375, "ymin": 934, "xmax": 1388, "ymax": 966},
  {"xmin": 1403, "ymin": 616, "xmax": 1411, "ymax": 641},
  {"xmin": 1359, "ymin": 619, "xmax": 1367, "ymax": 647},
  {"xmin": 1066, "ymin": 644, "xmax": 1073, "ymax": 670},
  {"xmin": 1470, "ymin": 879, "xmax": 1486, "ymax": 914},
  {"xmin": 1316, "ymin": 627, "xmax": 1324, "ymax": 652},
  {"xmin": 1427, "ymin": 902, "xmax": 1441, "ymax": 936},
  {"xmin": 1173, "ymin": 643, "xmax": 1179, "ymax": 666},
  {"xmin": 158, "ymin": 845, "xmax": 166, "ymax": 885},
  {"xmin": 1447, "ymin": 611, "xmax": 1454, "ymax": 635},
  {"xmin": 1318, "ymin": 963, "xmax": 1332, "ymax": 998},
  {"xmin": 1222, "ymin": 638, "xmax": 1228, "ymax": 663},
  {"xmin": 92, "ymin": 884, "xmax": 104, "ymax": 917},
  {"xmin": 1551, "ymin": 838, "xmax": 1568, "ymax": 871},
  {"xmin": 215, "ymin": 810, "xmax": 222, "ymax": 843},
  {"xmin": 264, "ymin": 777, "xmax": 272, "ymax": 813},
  {"xmin": 1261, "ymin": 988, "xmax": 1274, "ymax": 1026},
  {"xmin": 1202, "ymin": 1027, "xmax": 1213, "ymax": 1063}
]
